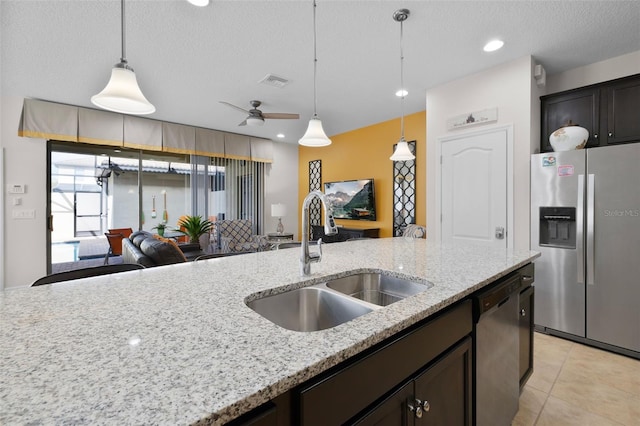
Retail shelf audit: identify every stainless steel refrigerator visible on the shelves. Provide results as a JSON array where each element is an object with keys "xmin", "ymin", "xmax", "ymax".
[{"xmin": 531, "ymin": 143, "xmax": 640, "ymax": 356}]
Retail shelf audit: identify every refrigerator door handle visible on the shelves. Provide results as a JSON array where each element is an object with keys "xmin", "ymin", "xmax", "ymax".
[
  {"xmin": 587, "ymin": 174, "xmax": 595, "ymax": 286},
  {"xmin": 576, "ymin": 174, "xmax": 585, "ymax": 285}
]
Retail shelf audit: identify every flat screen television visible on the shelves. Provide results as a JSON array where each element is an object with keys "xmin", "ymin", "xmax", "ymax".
[{"xmin": 324, "ymin": 178, "xmax": 376, "ymax": 221}]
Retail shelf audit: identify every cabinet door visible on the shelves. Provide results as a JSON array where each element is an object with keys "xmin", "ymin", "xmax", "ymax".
[
  {"xmin": 519, "ymin": 285, "xmax": 535, "ymax": 389},
  {"xmin": 413, "ymin": 337, "xmax": 472, "ymax": 426},
  {"xmin": 541, "ymin": 88, "xmax": 600, "ymax": 152},
  {"xmin": 605, "ymin": 76, "xmax": 640, "ymax": 145},
  {"xmin": 351, "ymin": 381, "xmax": 414, "ymax": 426}
]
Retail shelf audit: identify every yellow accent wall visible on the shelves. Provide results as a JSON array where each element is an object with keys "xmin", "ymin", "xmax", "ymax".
[{"xmin": 298, "ymin": 111, "xmax": 426, "ymax": 238}]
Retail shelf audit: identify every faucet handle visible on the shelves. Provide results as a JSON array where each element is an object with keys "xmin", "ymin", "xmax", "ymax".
[{"xmin": 309, "ymin": 238, "xmax": 323, "ymax": 263}]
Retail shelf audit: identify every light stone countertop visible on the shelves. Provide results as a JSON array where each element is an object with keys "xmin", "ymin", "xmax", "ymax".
[{"xmin": 0, "ymin": 238, "xmax": 539, "ymax": 425}]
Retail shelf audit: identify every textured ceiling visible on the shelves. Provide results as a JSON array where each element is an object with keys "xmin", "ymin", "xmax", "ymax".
[{"xmin": 2, "ymin": 0, "xmax": 639, "ymax": 144}]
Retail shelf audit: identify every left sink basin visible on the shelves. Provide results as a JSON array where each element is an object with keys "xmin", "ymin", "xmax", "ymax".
[{"xmin": 247, "ymin": 286, "xmax": 375, "ymax": 332}]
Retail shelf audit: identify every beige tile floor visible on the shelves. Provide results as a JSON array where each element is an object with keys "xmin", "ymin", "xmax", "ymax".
[{"xmin": 513, "ymin": 332, "xmax": 640, "ymax": 425}]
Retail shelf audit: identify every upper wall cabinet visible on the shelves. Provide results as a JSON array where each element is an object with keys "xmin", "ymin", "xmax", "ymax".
[{"xmin": 540, "ymin": 74, "xmax": 640, "ymax": 152}]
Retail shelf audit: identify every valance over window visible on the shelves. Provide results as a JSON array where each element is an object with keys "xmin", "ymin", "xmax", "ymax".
[
  {"xmin": 163, "ymin": 122, "xmax": 195, "ymax": 155},
  {"xmin": 123, "ymin": 116, "xmax": 162, "ymax": 151},
  {"xmin": 18, "ymin": 99, "xmax": 78, "ymax": 142},
  {"xmin": 224, "ymin": 133, "xmax": 252, "ymax": 161},
  {"xmin": 17, "ymin": 98, "xmax": 275, "ymax": 162},
  {"xmin": 78, "ymin": 108, "xmax": 123, "ymax": 147},
  {"xmin": 250, "ymin": 137, "xmax": 273, "ymax": 163}
]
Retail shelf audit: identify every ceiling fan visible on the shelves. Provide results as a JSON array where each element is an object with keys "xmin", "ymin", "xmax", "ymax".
[{"xmin": 219, "ymin": 100, "xmax": 300, "ymax": 126}]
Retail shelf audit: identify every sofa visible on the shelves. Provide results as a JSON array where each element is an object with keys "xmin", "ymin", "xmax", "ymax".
[{"xmin": 122, "ymin": 231, "xmax": 204, "ymax": 267}]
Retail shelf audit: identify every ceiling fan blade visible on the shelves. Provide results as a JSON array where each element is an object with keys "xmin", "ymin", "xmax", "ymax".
[
  {"xmin": 238, "ymin": 119, "xmax": 247, "ymax": 126},
  {"xmin": 262, "ymin": 113, "xmax": 300, "ymax": 120},
  {"xmin": 220, "ymin": 101, "xmax": 250, "ymax": 114}
]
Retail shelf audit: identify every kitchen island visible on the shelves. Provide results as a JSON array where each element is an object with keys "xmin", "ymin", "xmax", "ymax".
[{"xmin": 0, "ymin": 238, "xmax": 539, "ymax": 425}]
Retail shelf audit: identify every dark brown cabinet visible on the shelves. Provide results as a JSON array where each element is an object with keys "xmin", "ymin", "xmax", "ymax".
[
  {"xmin": 519, "ymin": 285, "xmax": 535, "ymax": 390},
  {"xmin": 541, "ymin": 87, "xmax": 600, "ymax": 152},
  {"xmin": 353, "ymin": 338, "xmax": 472, "ymax": 426},
  {"xmin": 540, "ymin": 74, "xmax": 640, "ymax": 152},
  {"xmin": 298, "ymin": 301, "xmax": 472, "ymax": 426},
  {"xmin": 605, "ymin": 77, "xmax": 640, "ymax": 144}
]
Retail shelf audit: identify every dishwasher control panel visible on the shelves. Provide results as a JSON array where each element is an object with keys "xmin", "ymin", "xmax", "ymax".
[{"xmin": 476, "ymin": 274, "xmax": 521, "ymax": 315}]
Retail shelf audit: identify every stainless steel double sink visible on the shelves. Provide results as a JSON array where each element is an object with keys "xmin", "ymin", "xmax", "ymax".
[{"xmin": 247, "ymin": 272, "xmax": 433, "ymax": 332}]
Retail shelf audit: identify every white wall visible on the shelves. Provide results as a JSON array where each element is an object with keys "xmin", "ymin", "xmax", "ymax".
[
  {"xmin": 545, "ymin": 50, "xmax": 640, "ymax": 94},
  {"xmin": 1, "ymin": 96, "xmax": 49, "ymax": 288},
  {"xmin": 0, "ymin": 95, "xmax": 300, "ymax": 288},
  {"xmin": 426, "ymin": 56, "xmax": 539, "ymax": 251},
  {"xmin": 265, "ymin": 141, "xmax": 299, "ymax": 240}
]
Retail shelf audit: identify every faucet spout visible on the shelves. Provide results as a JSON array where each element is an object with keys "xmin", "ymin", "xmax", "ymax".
[{"xmin": 300, "ymin": 190, "xmax": 338, "ymax": 275}]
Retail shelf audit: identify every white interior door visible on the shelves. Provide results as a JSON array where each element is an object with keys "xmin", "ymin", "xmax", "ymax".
[{"xmin": 441, "ymin": 127, "xmax": 509, "ymax": 248}]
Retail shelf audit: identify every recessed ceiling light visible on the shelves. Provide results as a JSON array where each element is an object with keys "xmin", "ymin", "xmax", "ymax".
[
  {"xmin": 483, "ymin": 40, "xmax": 504, "ymax": 52},
  {"xmin": 276, "ymin": 133, "xmax": 285, "ymax": 138},
  {"xmin": 186, "ymin": 0, "xmax": 209, "ymax": 6},
  {"xmin": 395, "ymin": 89, "xmax": 408, "ymax": 97}
]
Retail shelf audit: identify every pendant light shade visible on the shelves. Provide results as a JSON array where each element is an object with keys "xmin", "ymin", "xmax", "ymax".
[
  {"xmin": 390, "ymin": 8, "xmax": 415, "ymax": 162},
  {"xmin": 91, "ymin": 63, "xmax": 155, "ymax": 115},
  {"xmin": 299, "ymin": 115, "xmax": 331, "ymax": 147},
  {"xmin": 299, "ymin": 0, "xmax": 332, "ymax": 147},
  {"xmin": 92, "ymin": 0, "xmax": 155, "ymax": 115},
  {"xmin": 390, "ymin": 137, "xmax": 415, "ymax": 161}
]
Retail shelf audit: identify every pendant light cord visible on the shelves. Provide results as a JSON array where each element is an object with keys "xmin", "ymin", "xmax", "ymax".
[
  {"xmin": 399, "ymin": 17, "xmax": 405, "ymax": 139},
  {"xmin": 120, "ymin": 0, "xmax": 127, "ymax": 64},
  {"xmin": 312, "ymin": 0, "xmax": 318, "ymax": 118}
]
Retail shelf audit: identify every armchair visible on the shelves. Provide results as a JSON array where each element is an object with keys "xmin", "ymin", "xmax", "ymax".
[{"xmin": 214, "ymin": 219, "xmax": 270, "ymax": 253}]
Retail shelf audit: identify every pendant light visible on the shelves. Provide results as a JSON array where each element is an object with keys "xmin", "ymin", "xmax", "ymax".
[
  {"xmin": 91, "ymin": 0, "xmax": 155, "ymax": 115},
  {"xmin": 390, "ymin": 8, "xmax": 415, "ymax": 162},
  {"xmin": 299, "ymin": 0, "xmax": 331, "ymax": 147}
]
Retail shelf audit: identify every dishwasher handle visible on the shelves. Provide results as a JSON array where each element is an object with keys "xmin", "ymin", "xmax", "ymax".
[{"xmin": 475, "ymin": 274, "xmax": 521, "ymax": 317}]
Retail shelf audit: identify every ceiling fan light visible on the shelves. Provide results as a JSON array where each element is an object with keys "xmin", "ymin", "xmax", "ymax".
[
  {"xmin": 92, "ymin": 65, "xmax": 155, "ymax": 115},
  {"xmin": 299, "ymin": 116, "xmax": 332, "ymax": 147},
  {"xmin": 390, "ymin": 138, "xmax": 415, "ymax": 161},
  {"xmin": 246, "ymin": 116, "xmax": 264, "ymax": 126}
]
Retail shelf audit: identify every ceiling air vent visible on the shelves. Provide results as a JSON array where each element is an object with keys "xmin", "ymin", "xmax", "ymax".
[{"xmin": 259, "ymin": 74, "xmax": 290, "ymax": 88}]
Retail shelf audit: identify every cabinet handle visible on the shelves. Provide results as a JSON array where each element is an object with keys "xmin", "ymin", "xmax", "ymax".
[
  {"xmin": 422, "ymin": 400, "xmax": 430, "ymax": 412},
  {"xmin": 608, "ymin": 132, "xmax": 613, "ymax": 137},
  {"xmin": 522, "ymin": 275, "xmax": 533, "ymax": 283},
  {"xmin": 521, "ymin": 308, "xmax": 527, "ymax": 317},
  {"xmin": 408, "ymin": 399, "xmax": 424, "ymax": 419},
  {"xmin": 594, "ymin": 134, "xmax": 598, "ymax": 139}
]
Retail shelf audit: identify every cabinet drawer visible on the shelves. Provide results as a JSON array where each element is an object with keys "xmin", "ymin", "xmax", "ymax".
[{"xmin": 298, "ymin": 301, "xmax": 472, "ymax": 425}]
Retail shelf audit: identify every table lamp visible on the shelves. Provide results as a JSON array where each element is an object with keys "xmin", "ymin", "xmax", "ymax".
[{"xmin": 271, "ymin": 203, "xmax": 287, "ymax": 234}]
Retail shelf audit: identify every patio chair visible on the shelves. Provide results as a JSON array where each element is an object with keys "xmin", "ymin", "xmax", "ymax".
[{"xmin": 104, "ymin": 227, "xmax": 133, "ymax": 264}]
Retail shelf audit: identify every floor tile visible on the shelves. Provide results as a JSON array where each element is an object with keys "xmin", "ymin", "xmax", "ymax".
[
  {"xmin": 564, "ymin": 343, "xmax": 640, "ymax": 397},
  {"xmin": 512, "ymin": 386, "xmax": 547, "ymax": 426},
  {"xmin": 552, "ymin": 363, "xmax": 640, "ymax": 425},
  {"xmin": 536, "ymin": 396, "xmax": 623, "ymax": 426}
]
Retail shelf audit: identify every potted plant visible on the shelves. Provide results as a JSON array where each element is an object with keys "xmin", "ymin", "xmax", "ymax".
[
  {"xmin": 178, "ymin": 215, "xmax": 213, "ymax": 246},
  {"xmin": 151, "ymin": 223, "xmax": 169, "ymax": 237}
]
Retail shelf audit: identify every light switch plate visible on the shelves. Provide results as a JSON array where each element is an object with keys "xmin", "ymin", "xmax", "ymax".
[
  {"xmin": 8, "ymin": 184, "xmax": 25, "ymax": 194},
  {"xmin": 12, "ymin": 209, "xmax": 35, "ymax": 219}
]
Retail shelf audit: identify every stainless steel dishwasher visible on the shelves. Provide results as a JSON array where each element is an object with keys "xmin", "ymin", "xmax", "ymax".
[{"xmin": 474, "ymin": 273, "xmax": 521, "ymax": 426}]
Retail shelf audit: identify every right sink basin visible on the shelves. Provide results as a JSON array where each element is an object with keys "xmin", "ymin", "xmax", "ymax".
[{"xmin": 325, "ymin": 272, "xmax": 433, "ymax": 306}]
